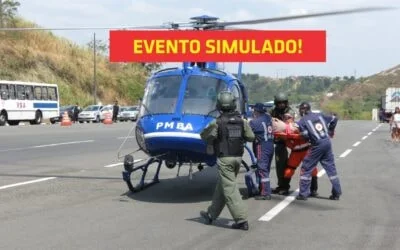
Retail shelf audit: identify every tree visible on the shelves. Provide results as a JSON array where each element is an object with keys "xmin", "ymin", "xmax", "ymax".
[
  {"xmin": 141, "ymin": 63, "xmax": 163, "ymax": 73},
  {"xmin": 87, "ymin": 38, "xmax": 108, "ymax": 56},
  {"xmin": 0, "ymin": 0, "xmax": 20, "ymax": 28}
]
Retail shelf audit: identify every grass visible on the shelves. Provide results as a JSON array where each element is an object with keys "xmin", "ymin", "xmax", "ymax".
[{"xmin": 0, "ymin": 18, "xmax": 148, "ymax": 107}]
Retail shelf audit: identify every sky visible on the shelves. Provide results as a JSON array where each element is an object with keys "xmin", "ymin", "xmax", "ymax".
[{"xmin": 16, "ymin": 0, "xmax": 400, "ymax": 78}]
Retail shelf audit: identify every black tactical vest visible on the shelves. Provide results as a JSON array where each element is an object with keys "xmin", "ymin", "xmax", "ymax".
[
  {"xmin": 270, "ymin": 106, "xmax": 294, "ymax": 120},
  {"xmin": 214, "ymin": 112, "xmax": 245, "ymax": 157}
]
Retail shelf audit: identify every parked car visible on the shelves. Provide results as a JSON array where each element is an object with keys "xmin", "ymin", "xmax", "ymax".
[
  {"xmin": 78, "ymin": 105, "xmax": 116, "ymax": 123},
  {"xmin": 118, "ymin": 105, "xmax": 139, "ymax": 121},
  {"xmin": 117, "ymin": 106, "xmax": 127, "ymax": 121},
  {"xmin": 50, "ymin": 105, "xmax": 79, "ymax": 124},
  {"xmin": 78, "ymin": 105, "xmax": 102, "ymax": 123}
]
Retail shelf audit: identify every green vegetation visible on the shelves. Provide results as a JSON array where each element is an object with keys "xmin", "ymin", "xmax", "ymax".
[
  {"xmin": 0, "ymin": 1, "xmax": 159, "ymax": 106},
  {"xmin": 239, "ymin": 69, "xmax": 400, "ymax": 120},
  {"xmin": 0, "ymin": 18, "xmax": 156, "ymax": 106}
]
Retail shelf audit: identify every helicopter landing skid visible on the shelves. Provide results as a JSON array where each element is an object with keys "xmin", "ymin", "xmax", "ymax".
[{"xmin": 122, "ymin": 157, "xmax": 162, "ymax": 193}]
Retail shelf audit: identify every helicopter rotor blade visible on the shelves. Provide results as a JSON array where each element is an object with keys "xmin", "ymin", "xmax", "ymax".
[
  {"xmin": 212, "ymin": 6, "xmax": 396, "ymax": 27},
  {"xmin": 0, "ymin": 25, "xmax": 173, "ymax": 31}
]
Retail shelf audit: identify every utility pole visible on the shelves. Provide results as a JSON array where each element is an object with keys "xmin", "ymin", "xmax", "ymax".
[{"xmin": 93, "ymin": 32, "xmax": 97, "ymax": 105}]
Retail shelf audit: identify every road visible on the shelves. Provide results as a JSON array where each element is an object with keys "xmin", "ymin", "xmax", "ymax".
[{"xmin": 0, "ymin": 121, "xmax": 399, "ymax": 250}]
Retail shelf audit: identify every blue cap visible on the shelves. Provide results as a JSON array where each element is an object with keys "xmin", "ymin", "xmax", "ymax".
[{"xmin": 253, "ymin": 103, "xmax": 265, "ymax": 113}]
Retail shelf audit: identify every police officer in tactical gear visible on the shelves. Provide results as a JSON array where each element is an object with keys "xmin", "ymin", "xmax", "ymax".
[
  {"xmin": 249, "ymin": 103, "xmax": 274, "ymax": 200},
  {"xmin": 200, "ymin": 91, "xmax": 255, "ymax": 231},
  {"xmin": 270, "ymin": 92, "xmax": 295, "ymax": 195},
  {"xmin": 295, "ymin": 102, "xmax": 341, "ymax": 200}
]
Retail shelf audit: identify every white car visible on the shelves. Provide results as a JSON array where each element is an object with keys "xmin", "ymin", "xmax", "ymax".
[
  {"xmin": 118, "ymin": 106, "xmax": 139, "ymax": 121},
  {"xmin": 78, "ymin": 105, "xmax": 114, "ymax": 123}
]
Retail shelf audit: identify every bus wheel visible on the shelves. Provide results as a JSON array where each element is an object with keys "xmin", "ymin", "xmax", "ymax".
[
  {"xmin": 0, "ymin": 111, "xmax": 7, "ymax": 126},
  {"xmin": 31, "ymin": 111, "xmax": 42, "ymax": 125}
]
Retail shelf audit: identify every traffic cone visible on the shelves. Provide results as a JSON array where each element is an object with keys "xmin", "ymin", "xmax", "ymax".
[
  {"xmin": 60, "ymin": 111, "xmax": 72, "ymax": 126},
  {"xmin": 103, "ymin": 112, "xmax": 113, "ymax": 125}
]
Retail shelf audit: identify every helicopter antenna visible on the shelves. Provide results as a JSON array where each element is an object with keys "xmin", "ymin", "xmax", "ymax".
[{"xmin": 237, "ymin": 62, "xmax": 243, "ymax": 81}]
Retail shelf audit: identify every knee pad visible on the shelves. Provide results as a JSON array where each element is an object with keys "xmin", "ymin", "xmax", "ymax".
[
  {"xmin": 284, "ymin": 167, "xmax": 295, "ymax": 179},
  {"xmin": 311, "ymin": 167, "xmax": 318, "ymax": 177}
]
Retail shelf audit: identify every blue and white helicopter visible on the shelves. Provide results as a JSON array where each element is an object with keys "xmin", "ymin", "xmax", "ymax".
[{"xmin": 1, "ymin": 6, "xmax": 393, "ymax": 193}]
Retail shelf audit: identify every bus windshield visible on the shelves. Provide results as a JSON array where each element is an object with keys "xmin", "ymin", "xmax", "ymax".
[
  {"xmin": 182, "ymin": 76, "xmax": 227, "ymax": 117},
  {"xmin": 140, "ymin": 75, "xmax": 182, "ymax": 116}
]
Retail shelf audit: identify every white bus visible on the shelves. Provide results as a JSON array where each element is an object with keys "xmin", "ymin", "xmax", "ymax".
[{"xmin": 0, "ymin": 80, "xmax": 59, "ymax": 126}]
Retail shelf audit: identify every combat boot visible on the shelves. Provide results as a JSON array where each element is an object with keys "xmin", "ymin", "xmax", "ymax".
[
  {"xmin": 310, "ymin": 176, "xmax": 318, "ymax": 197},
  {"xmin": 296, "ymin": 195, "xmax": 308, "ymax": 201},
  {"xmin": 329, "ymin": 189, "xmax": 341, "ymax": 200},
  {"xmin": 254, "ymin": 194, "xmax": 271, "ymax": 200},
  {"xmin": 200, "ymin": 211, "xmax": 213, "ymax": 225},
  {"xmin": 231, "ymin": 221, "xmax": 249, "ymax": 231}
]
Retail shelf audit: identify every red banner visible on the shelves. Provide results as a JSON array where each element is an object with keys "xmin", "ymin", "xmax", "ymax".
[{"xmin": 109, "ymin": 30, "xmax": 326, "ymax": 62}]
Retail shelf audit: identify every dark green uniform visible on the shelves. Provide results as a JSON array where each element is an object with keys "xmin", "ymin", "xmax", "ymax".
[
  {"xmin": 200, "ymin": 111, "xmax": 255, "ymax": 224},
  {"xmin": 270, "ymin": 106, "xmax": 295, "ymax": 193}
]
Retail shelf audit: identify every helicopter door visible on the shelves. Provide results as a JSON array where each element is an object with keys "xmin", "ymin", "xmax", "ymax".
[{"xmin": 231, "ymin": 82, "xmax": 245, "ymax": 115}]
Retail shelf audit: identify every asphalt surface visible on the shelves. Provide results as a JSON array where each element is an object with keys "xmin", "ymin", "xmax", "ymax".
[{"xmin": 0, "ymin": 120, "xmax": 399, "ymax": 250}]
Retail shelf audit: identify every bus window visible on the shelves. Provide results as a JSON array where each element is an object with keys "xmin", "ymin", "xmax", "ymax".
[
  {"xmin": 17, "ymin": 85, "xmax": 25, "ymax": 100},
  {"xmin": 42, "ymin": 87, "xmax": 48, "ymax": 100},
  {"xmin": 34, "ymin": 86, "xmax": 42, "ymax": 100},
  {"xmin": 0, "ymin": 84, "xmax": 8, "ymax": 100},
  {"xmin": 48, "ymin": 87, "xmax": 57, "ymax": 100},
  {"xmin": 9, "ymin": 85, "xmax": 16, "ymax": 99},
  {"xmin": 25, "ymin": 85, "xmax": 34, "ymax": 100}
]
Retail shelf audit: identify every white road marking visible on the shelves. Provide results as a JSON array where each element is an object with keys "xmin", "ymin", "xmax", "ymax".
[
  {"xmin": 33, "ymin": 140, "xmax": 94, "ymax": 148},
  {"xmin": 259, "ymin": 192, "xmax": 298, "ymax": 222},
  {"xmin": 104, "ymin": 159, "xmax": 142, "ymax": 168},
  {"xmin": 368, "ymin": 132, "xmax": 372, "ymax": 135},
  {"xmin": 362, "ymin": 136, "xmax": 368, "ymax": 140},
  {"xmin": 340, "ymin": 149, "xmax": 352, "ymax": 158},
  {"xmin": 0, "ymin": 177, "xmax": 56, "ymax": 190},
  {"xmin": 353, "ymin": 141, "xmax": 361, "ymax": 147},
  {"xmin": 0, "ymin": 140, "xmax": 94, "ymax": 153},
  {"xmin": 117, "ymin": 136, "xmax": 135, "ymax": 139}
]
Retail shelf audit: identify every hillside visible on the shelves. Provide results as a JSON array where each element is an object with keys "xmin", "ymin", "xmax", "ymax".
[
  {"xmin": 321, "ymin": 64, "xmax": 400, "ymax": 119},
  {"xmin": 0, "ymin": 18, "xmax": 149, "ymax": 107},
  {"xmin": 240, "ymin": 64, "xmax": 400, "ymax": 120}
]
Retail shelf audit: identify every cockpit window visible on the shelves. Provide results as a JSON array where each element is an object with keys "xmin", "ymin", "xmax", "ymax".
[
  {"xmin": 182, "ymin": 76, "xmax": 227, "ymax": 117},
  {"xmin": 140, "ymin": 75, "xmax": 182, "ymax": 115}
]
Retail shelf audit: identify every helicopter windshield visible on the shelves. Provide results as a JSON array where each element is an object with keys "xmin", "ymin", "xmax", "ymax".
[
  {"xmin": 182, "ymin": 76, "xmax": 227, "ymax": 117},
  {"xmin": 140, "ymin": 75, "xmax": 182, "ymax": 115}
]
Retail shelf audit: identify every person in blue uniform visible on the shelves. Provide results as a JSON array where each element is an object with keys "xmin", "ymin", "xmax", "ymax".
[
  {"xmin": 249, "ymin": 103, "xmax": 275, "ymax": 200},
  {"xmin": 295, "ymin": 102, "xmax": 342, "ymax": 201}
]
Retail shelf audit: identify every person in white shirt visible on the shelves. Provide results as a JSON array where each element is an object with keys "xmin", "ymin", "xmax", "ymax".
[{"xmin": 389, "ymin": 107, "xmax": 400, "ymax": 142}]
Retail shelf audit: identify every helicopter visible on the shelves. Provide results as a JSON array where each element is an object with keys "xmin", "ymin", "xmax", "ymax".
[{"xmin": 0, "ymin": 6, "xmax": 396, "ymax": 193}]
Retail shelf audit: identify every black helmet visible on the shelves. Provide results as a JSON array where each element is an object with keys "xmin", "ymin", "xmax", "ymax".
[
  {"xmin": 298, "ymin": 101, "xmax": 311, "ymax": 116},
  {"xmin": 216, "ymin": 91, "xmax": 236, "ymax": 111},
  {"xmin": 274, "ymin": 92, "xmax": 288, "ymax": 104}
]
